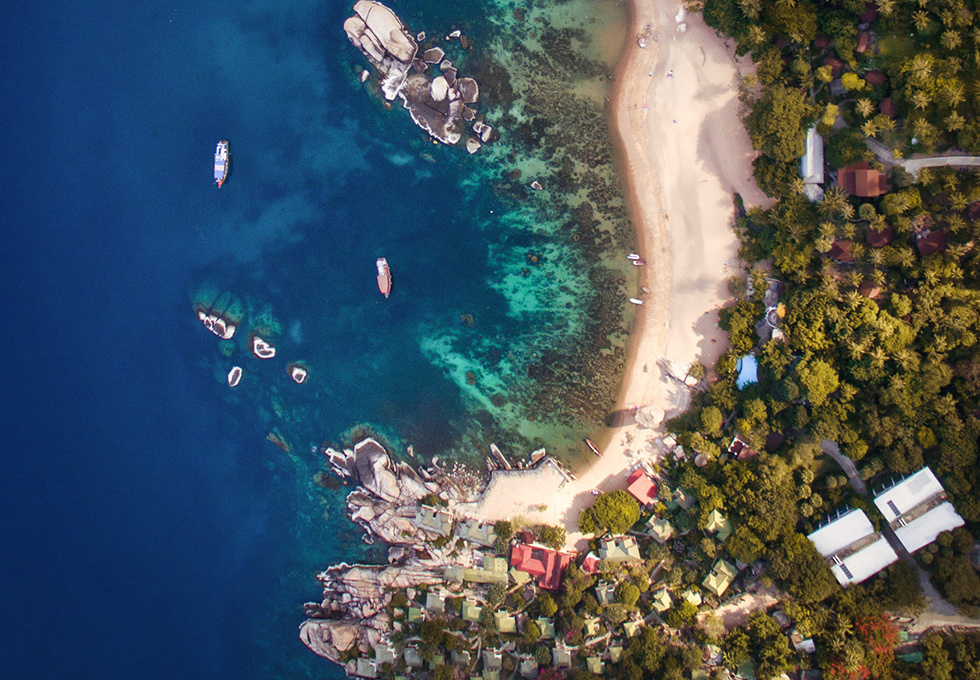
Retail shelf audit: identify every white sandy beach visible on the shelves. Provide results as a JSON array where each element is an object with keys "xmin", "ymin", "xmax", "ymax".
[{"xmin": 470, "ymin": 0, "xmax": 769, "ymax": 549}]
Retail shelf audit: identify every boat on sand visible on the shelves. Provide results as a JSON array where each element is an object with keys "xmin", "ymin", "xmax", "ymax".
[
  {"xmin": 585, "ymin": 439, "xmax": 602, "ymax": 457},
  {"xmin": 376, "ymin": 257, "xmax": 392, "ymax": 298}
]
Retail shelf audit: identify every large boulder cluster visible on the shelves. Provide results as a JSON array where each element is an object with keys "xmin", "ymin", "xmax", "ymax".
[{"xmin": 343, "ymin": 1, "xmax": 494, "ymax": 151}]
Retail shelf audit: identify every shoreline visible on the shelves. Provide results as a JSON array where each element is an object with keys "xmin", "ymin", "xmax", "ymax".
[{"xmin": 505, "ymin": 0, "xmax": 772, "ymax": 548}]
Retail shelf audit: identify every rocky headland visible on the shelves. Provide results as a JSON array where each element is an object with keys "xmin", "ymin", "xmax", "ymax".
[{"xmin": 343, "ymin": 1, "xmax": 494, "ymax": 151}]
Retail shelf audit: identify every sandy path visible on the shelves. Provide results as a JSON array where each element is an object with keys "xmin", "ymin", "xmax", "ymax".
[{"xmin": 549, "ymin": 0, "xmax": 769, "ymax": 548}]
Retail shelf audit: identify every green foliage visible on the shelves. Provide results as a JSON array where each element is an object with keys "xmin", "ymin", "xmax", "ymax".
[
  {"xmin": 541, "ymin": 525, "xmax": 567, "ymax": 550},
  {"xmin": 537, "ymin": 592, "xmax": 558, "ymax": 618},
  {"xmin": 494, "ymin": 520, "xmax": 514, "ymax": 542},
  {"xmin": 840, "ymin": 72, "xmax": 866, "ymax": 91},
  {"xmin": 745, "ymin": 85, "xmax": 815, "ymax": 162},
  {"xmin": 665, "ymin": 600, "xmax": 699, "ymax": 628},
  {"xmin": 722, "ymin": 627, "xmax": 751, "ymax": 669},
  {"xmin": 701, "ymin": 406, "xmax": 724, "ymax": 435},
  {"xmin": 797, "ymin": 358, "xmax": 840, "ymax": 406},
  {"xmin": 768, "ymin": 532, "xmax": 839, "ymax": 603},
  {"xmin": 727, "ymin": 525, "xmax": 766, "ymax": 564},
  {"xmin": 616, "ymin": 581, "xmax": 641, "ymax": 608},
  {"xmin": 720, "ymin": 299, "xmax": 763, "ymax": 354},
  {"xmin": 523, "ymin": 619, "xmax": 541, "ymax": 643},
  {"xmin": 578, "ymin": 490, "xmax": 640, "ymax": 536},
  {"xmin": 826, "ymin": 127, "xmax": 870, "ymax": 169}
]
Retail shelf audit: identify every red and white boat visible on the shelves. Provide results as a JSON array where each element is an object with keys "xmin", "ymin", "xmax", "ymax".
[
  {"xmin": 214, "ymin": 140, "xmax": 229, "ymax": 188},
  {"xmin": 376, "ymin": 257, "xmax": 392, "ymax": 298},
  {"xmin": 585, "ymin": 439, "xmax": 602, "ymax": 457}
]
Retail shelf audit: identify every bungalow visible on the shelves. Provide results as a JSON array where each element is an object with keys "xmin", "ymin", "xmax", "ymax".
[
  {"xmin": 519, "ymin": 657, "xmax": 538, "ymax": 678},
  {"xmin": 425, "ymin": 590, "xmax": 446, "ymax": 615},
  {"xmin": 651, "ymin": 587, "xmax": 672, "ymax": 613},
  {"xmin": 705, "ymin": 509, "xmax": 732, "ymax": 542},
  {"xmin": 553, "ymin": 643, "xmax": 573, "ymax": 668},
  {"xmin": 445, "ymin": 556, "xmax": 510, "ymax": 585},
  {"xmin": 799, "ymin": 125, "xmax": 825, "ymax": 202},
  {"xmin": 581, "ymin": 551, "xmax": 601, "ymax": 575},
  {"xmin": 828, "ymin": 240, "xmax": 854, "ymax": 263},
  {"xmin": 838, "ymin": 162, "xmax": 888, "ymax": 198},
  {"xmin": 728, "ymin": 434, "xmax": 759, "ymax": 461},
  {"xmin": 647, "ymin": 516, "xmax": 675, "ymax": 544},
  {"xmin": 609, "ymin": 645, "xmax": 624, "ymax": 663},
  {"xmin": 404, "ymin": 647, "xmax": 423, "ymax": 668},
  {"xmin": 873, "ymin": 467, "xmax": 965, "ymax": 553},
  {"xmin": 356, "ymin": 659, "xmax": 379, "ymax": 678},
  {"xmin": 416, "ymin": 504, "xmax": 453, "ymax": 536},
  {"xmin": 494, "ymin": 611, "xmax": 517, "ymax": 634},
  {"xmin": 598, "ymin": 535, "xmax": 642, "ymax": 562},
  {"xmin": 622, "ymin": 620, "xmax": 642, "ymax": 638},
  {"xmin": 451, "ymin": 649, "xmax": 471, "ymax": 667},
  {"xmin": 626, "ymin": 468, "xmax": 659, "ymax": 505},
  {"xmin": 587, "ymin": 657, "xmax": 605, "ymax": 675},
  {"xmin": 483, "ymin": 649, "xmax": 503, "ymax": 672},
  {"xmin": 702, "ymin": 559, "xmax": 738, "ymax": 597},
  {"xmin": 596, "ymin": 581, "xmax": 617, "ymax": 606},
  {"xmin": 807, "ymin": 508, "xmax": 898, "ymax": 585},
  {"xmin": 456, "ymin": 518, "xmax": 498, "ymax": 547},
  {"xmin": 866, "ymin": 226, "xmax": 896, "ymax": 248},
  {"xmin": 462, "ymin": 599, "xmax": 483, "ymax": 622},
  {"xmin": 407, "ymin": 607, "xmax": 423, "ymax": 623},
  {"xmin": 374, "ymin": 644, "xmax": 395, "ymax": 665},
  {"xmin": 682, "ymin": 589, "xmax": 703, "ymax": 607},
  {"xmin": 536, "ymin": 617, "xmax": 556, "ymax": 640},
  {"xmin": 673, "ymin": 487, "xmax": 696, "ymax": 510},
  {"xmin": 917, "ymin": 230, "xmax": 948, "ymax": 256},
  {"xmin": 510, "ymin": 542, "xmax": 576, "ymax": 590},
  {"xmin": 584, "ymin": 617, "xmax": 601, "ymax": 637}
]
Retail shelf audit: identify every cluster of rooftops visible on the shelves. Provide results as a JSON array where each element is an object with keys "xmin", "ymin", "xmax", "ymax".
[{"xmin": 807, "ymin": 466, "xmax": 964, "ymax": 586}]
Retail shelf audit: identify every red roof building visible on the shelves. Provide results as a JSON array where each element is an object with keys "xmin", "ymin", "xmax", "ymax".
[
  {"xmin": 917, "ymin": 230, "xmax": 948, "ymax": 256},
  {"xmin": 866, "ymin": 226, "xmax": 895, "ymax": 248},
  {"xmin": 510, "ymin": 543, "xmax": 575, "ymax": 591},
  {"xmin": 581, "ymin": 552, "xmax": 601, "ymax": 575},
  {"xmin": 838, "ymin": 161, "xmax": 888, "ymax": 197},
  {"xmin": 625, "ymin": 469, "xmax": 659, "ymax": 505},
  {"xmin": 879, "ymin": 98, "xmax": 895, "ymax": 117},
  {"xmin": 828, "ymin": 240, "xmax": 854, "ymax": 263}
]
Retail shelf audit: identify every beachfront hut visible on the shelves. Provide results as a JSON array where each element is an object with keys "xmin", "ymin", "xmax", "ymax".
[
  {"xmin": 519, "ymin": 657, "xmax": 538, "ymax": 678},
  {"xmin": 623, "ymin": 620, "xmax": 642, "ymax": 638},
  {"xmin": 356, "ymin": 659, "xmax": 379, "ymax": 678},
  {"xmin": 452, "ymin": 649, "xmax": 471, "ymax": 666},
  {"xmin": 682, "ymin": 589, "xmax": 703, "ymax": 607},
  {"xmin": 581, "ymin": 551, "xmax": 601, "ymax": 574},
  {"xmin": 462, "ymin": 599, "xmax": 483, "ymax": 622},
  {"xmin": 404, "ymin": 647, "xmax": 423, "ymax": 668},
  {"xmin": 584, "ymin": 617, "xmax": 600, "ymax": 637},
  {"xmin": 456, "ymin": 518, "xmax": 498, "ymax": 546},
  {"xmin": 425, "ymin": 590, "xmax": 446, "ymax": 614},
  {"xmin": 374, "ymin": 644, "xmax": 395, "ymax": 665},
  {"xmin": 416, "ymin": 504, "xmax": 453, "ymax": 536},
  {"xmin": 483, "ymin": 649, "xmax": 503, "ymax": 671},
  {"xmin": 553, "ymin": 644, "xmax": 573, "ymax": 668},
  {"xmin": 626, "ymin": 468, "xmax": 659, "ymax": 505},
  {"xmin": 705, "ymin": 509, "xmax": 732, "ymax": 542},
  {"xmin": 702, "ymin": 559, "xmax": 738, "ymax": 597},
  {"xmin": 536, "ymin": 617, "xmax": 555, "ymax": 639},
  {"xmin": 484, "ymin": 672, "xmax": 500, "ymax": 680},
  {"xmin": 609, "ymin": 646, "xmax": 624, "ymax": 663}
]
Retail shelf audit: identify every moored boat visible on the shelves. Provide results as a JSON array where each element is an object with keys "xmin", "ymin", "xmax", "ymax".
[
  {"xmin": 632, "ymin": 259, "xmax": 646, "ymax": 266},
  {"xmin": 376, "ymin": 257, "xmax": 392, "ymax": 298},
  {"xmin": 629, "ymin": 298, "xmax": 644, "ymax": 305},
  {"xmin": 214, "ymin": 140, "xmax": 229, "ymax": 187},
  {"xmin": 627, "ymin": 253, "xmax": 640, "ymax": 260},
  {"xmin": 585, "ymin": 439, "xmax": 602, "ymax": 457}
]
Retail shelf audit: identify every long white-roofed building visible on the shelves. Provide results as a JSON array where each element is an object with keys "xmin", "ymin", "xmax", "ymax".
[
  {"xmin": 873, "ymin": 467, "xmax": 965, "ymax": 554},
  {"xmin": 807, "ymin": 508, "xmax": 898, "ymax": 586}
]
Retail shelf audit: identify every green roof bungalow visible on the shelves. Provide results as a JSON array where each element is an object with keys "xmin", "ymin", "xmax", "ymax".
[
  {"xmin": 462, "ymin": 599, "xmax": 483, "ymax": 622},
  {"xmin": 495, "ymin": 611, "xmax": 517, "ymax": 634},
  {"xmin": 682, "ymin": 589, "xmax": 703, "ymax": 607},
  {"xmin": 609, "ymin": 645, "xmax": 623, "ymax": 664},
  {"xmin": 705, "ymin": 509, "xmax": 732, "ymax": 542},
  {"xmin": 646, "ymin": 516, "xmax": 675, "ymax": 544},
  {"xmin": 519, "ymin": 657, "xmax": 538, "ymax": 678},
  {"xmin": 416, "ymin": 504, "xmax": 453, "ymax": 536},
  {"xmin": 651, "ymin": 587, "xmax": 672, "ymax": 613},
  {"xmin": 587, "ymin": 657, "xmax": 605, "ymax": 675},
  {"xmin": 737, "ymin": 660, "xmax": 757, "ymax": 680},
  {"xmin": 462, "ymin": 566, "xmax": 509, "ymax": 585},
  {"xmin": 483, "ymin": 672, "xmax": 500, "ymax": 680},
  {"xmin": 374, "ymin": 644, "xmax": 395, "ymax": 665},
  {"xmin": 429, "ymin": 653, "xmax": 445, "ymax": 670},
  {"xmin": 456, "ymin": 518, "xmax": 498, "ymax": 547},
  {"xmin": 536, "ymin": 617, "xmax": 555, "ymax": 639},
  {"xmin": 509, "ymin": 567, "xmax": 531, "ymax": 586},
  {"xmin": 584, "ymin": 617, "xmax": 600, "ymax": 637},
  {"xmin": 622, "ymin": 620, "xmax": 642, "ymax": 638},
  {"xmin": 452, "ymin": 649, "xmax": 471, "ymax": 666},
  {"xmin": 702, "ymin": 559, "xmax": 738, "ymax": 597},
  {"xmin": 407, "ymin": 607, "xmax": 423, "ymax": 623}
]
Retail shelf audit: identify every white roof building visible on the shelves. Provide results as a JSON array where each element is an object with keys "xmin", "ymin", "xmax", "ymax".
[
  {"xmin": 800, "ymin": 125, "xmax": 825, "ymax": 202},
  {"xmin": 874, "ymin": 467, "xmax": 965, "ymax": 553},
  {"xmin": 807, "ymin": 508, "xmax": 898, "ymax": 586}
]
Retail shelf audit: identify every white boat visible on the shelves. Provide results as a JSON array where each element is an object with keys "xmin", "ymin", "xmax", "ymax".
[
  {"xmin": 629, "ymin": 298, "xmax": 644, "ymax": 305},
  {"xmin": 627, "ymin": 253, "xmax": 640, "ymax": 260},
  {"xmin": 214, "ymin": 140, "xmax": 229, "ymax": 187},
  {"xmin": 632, "ymin": 259, "xmax": 646, "ymax": 266},
  {"xmin": 376, "ymin": 257, "xmax": 392, "ymax": 298}
]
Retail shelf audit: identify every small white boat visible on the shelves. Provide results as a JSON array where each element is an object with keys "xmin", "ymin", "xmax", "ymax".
[
  {"xmin": 376, "ymin": 257, "xmax": 392, "ymax": 298},
  {"xmin": 629, "ymin": 298, "xmax": 644, "ymax": 305},
  {"xmin": 632, "ymin": 259, "xmax": 646, "ymax": 266},
  {"xmin": 627, "ymin": 253, "xmax": 641, "ymax": 260}
]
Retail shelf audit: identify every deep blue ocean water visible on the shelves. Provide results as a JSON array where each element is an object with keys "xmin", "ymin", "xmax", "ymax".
[{"xmin": 0, "ymin": 0, "xmax": 628, "ymax": 676}]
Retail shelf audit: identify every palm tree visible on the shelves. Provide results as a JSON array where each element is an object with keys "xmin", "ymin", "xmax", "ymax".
[
  {"xmin": 911, "ymin": 90, "xmax": 931, "ymax": 111},
  {"xmin": 972, "ymin": 26, "xmax": 980, "ymax": 45},
  {"xmin": 870, "ymin": 346, "xmax": 887, "ymax": 368},
  {"xmin": 847, "ymin": 338, "xmax": 869, "ymax": 360},
  {"xmin": 941, "ymin": 29, "xmax": 962, "ymax": 50},
  {"xmin": 844, "ymin": 290, "xmax": 862, "ymax": 308},
  {"xmin": 862, "ymin": 120, "xmax": 880, "ymax": 138},
  {"xmin": 876, "ymin": 0, "xmax": 895, "ymax": 15},
  {"xmin": 739, "ymin": 0, "xmax": 761, "ymax": 18},
  {"xmin": 869, "ymin": 248, "xmax": 886, "ymax": 267},
  {"xmin": 896, "ymin": 247, "xmax": 917, "ymax": 268},
  {"xmin": 791, "ymin": 177, "xmax": 806, "ymax": 195},
  {"xmin": 747, "ymin": 25, "xmax": 767, "ymax": 45},
  {"xmin": 872, "ymin": 268, "xmax": 887, "ymax": 286},
  {"xmin": 944, "ymin": 81, "xmax": 966, "ymax": 107},
  {"xmin": 909, "ymin": 54, "xmax": 933, "ymax": 83},
  {"xmin": 820, "ymin": 187, "xmax": 848, "ymax": 216},
  {"xmin": 946, "ymin": 111, "xmax": 966, "ymax": 131},
  {"xmin": 875, "ymin": 115, "xmax": 896, "ymax": 133},
  {"xmin": 841, "ymin": 202, "xmax": 856, "ymax": 220},
  {"xmin": 951, "ymin": 193, "xmax": 969, "ymax": 211},
  {"xmin": 913, "ymin": 10, "xmax": 932, "ymax": 32},
  {"xmin": 856, "ymin": 99, "xmax": 874, "ymax": 117}
]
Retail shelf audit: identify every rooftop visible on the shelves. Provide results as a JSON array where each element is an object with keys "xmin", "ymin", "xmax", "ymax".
[
  {"xmin": 598, "ymin": 535, "xmax": 642, "ymax": 562},
  {"xmin": 626, "ymin": 468, "xmax": 659, "ymax": 505},
  {"xmin": 510, "ymin": 542, "xmax": 576, "ymax": 590},
  {"xmin": 702, "ymin": 559, "xmax": 738, "ymax": 597}
]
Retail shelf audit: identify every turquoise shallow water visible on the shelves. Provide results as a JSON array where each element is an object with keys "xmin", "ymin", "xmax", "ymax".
[{"xmin": 0, "ymin": 0, "xmax": 633, "ymax": 676}]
